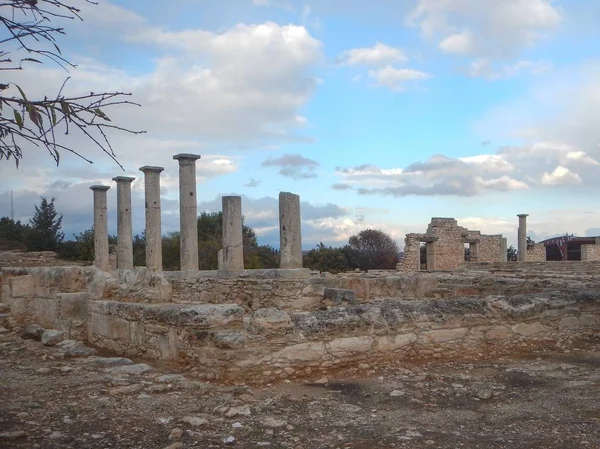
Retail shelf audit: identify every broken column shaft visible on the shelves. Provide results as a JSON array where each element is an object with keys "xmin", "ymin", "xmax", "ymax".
[
  {"xmin": 90, "ymin": 185, "xmax": 110, "ymax": 271},
  {"xmin": 501, "ymin": 237, "xmax": 508, "ymax": 262},
  {"xmin": 112, "ymin": 176, "xmax": 135, "ymax": 269},
  {"xmin": 279, "ymin": 192, "xmax": 302, "ymax": 269},
  {"xmin": 222, "ymin": 196, "xmax": 244, "ymax": 270},
  {"xmin": 174, "ymin": 153, "xmax": 201, "ymax": 271},
  {"xmin": 517, "ymin": 214, "xmax": 529, "ymax": 262},
  {"xmin": 140, "ymin": 166, "xmax": 164, "ymax": 271}
]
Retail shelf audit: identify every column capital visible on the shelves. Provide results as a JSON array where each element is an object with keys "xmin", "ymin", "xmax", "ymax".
[
  {"xmin": 173, "ymin": 153, "xmax": 201, "ymax": 162},
  {"xmin": 90, "ymin": 185, "xmax": 110, "ymax": 192},
  {"xmin": 139, "ymin": 165, "xmax": 164, "ymax": 174},
  {"xmin": 112, "ymin": 176, "xmax": 135, "ymax": 183},
  {"xmin": 517, "ymin": 214, "xmax": 529, "ymax": 218}
]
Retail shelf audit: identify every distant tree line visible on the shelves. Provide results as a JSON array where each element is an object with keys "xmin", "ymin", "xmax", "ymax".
[
  {"xmin": 0, "ymin": 198, "xmax": 279, "ymax": 270},
  {"xmin": 303, "ymin": 229, "xmax": 400, "ymax": 272}
]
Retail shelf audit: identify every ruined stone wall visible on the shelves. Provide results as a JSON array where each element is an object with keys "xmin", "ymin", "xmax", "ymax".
[
  {"xmin": 581, "ymin": 245, "xmax": 600, "ymax": 261},
  {"xmin": 3, "ymin": 265, "xmax": 600, "ymax": 384},
  {"xmin": 398, "ymin": 234, "xmax": 426, "ymax": 272},
  {"xmin": 86, "ymin": 292, "xmax": 600, "ymax": 383},
  {"xmin": 527, "ymin": 243, "xmax": 546, "ymax": 262},
  {"xmin": 0, "ymin": 250, "xmax": 88, "ymax": 268},
  {"xmin": 478, "ymin": 235, "xmax": 504, "ymax": 263},
  {"xmin": 397, "ymin": 219, "xmax": 504, "ymax": 272},
  {"xmin": 428, "ymin": 218, "xmax": 465, "ymax": 270}
]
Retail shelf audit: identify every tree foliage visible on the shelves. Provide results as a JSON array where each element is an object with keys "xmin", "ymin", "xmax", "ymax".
[
  {"xmin": 28, "ymin": 196, "xmax": 64, "ymax": 250},
  {"xmin": 0, "ymin": 0, "xmax": 144, "ymax": 167},
  {"xmin": 346, "ymin": 229, "xmax": 400, "ymax": 270},
  {"xmin": 304, "ymin": 243, "xmax": 349, "ymax": 273},
  {"xmin": 0, "ymin": 216, "xmax": 30, "ymax": 249},
  {"xmin": 507, "ymin": 245, "xmax": 517, "ymax": 261}
]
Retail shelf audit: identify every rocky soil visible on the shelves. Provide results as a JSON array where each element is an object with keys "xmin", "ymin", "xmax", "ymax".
[{"xmin": 1, "ymin": 325, "xmax": 600, "ymax": 448}]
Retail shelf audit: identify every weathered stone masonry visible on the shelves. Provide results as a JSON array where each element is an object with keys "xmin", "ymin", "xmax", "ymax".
[
  {"xmin": 3, "ymin": 265, "xmax": 600, "ymax": 383},
  {"xmin": 398, "ymin": 218, "xmax": 504, "ymax": 272}
]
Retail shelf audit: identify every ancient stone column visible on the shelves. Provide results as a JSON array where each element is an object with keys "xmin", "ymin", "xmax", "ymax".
[
  {"xmin": 112, "ymin": 176, "xmax": 135, "ymax": 269},
  {"xmin": 517, "ymin": 214, "xmax": 529, "ymax": 262},
  {"xmin": 222, "ymin": 196, "xmax": 244, "ymax": 270},
  {"xmin": 501, "ymin": 237, "xmax": 508, "ymax": 262},
  {"xmin": 279, "ymin": 192, "xmax": 302, "ymax": 269},
  {"xmin": 90, "ymin": 185, "xmax": 110, "ymax": 271},
  {"xmin": 173, "ymin": 153, "xmax": 201, "ymax": 271},
  {"xmin": 139, "ymin": 166, "xmax": 164, "ymax": 271}
]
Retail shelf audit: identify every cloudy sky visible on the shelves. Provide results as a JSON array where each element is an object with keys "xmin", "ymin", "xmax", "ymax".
[{"xmin": 1, "ymin": 0, "xmax": 600, "ymax": 249}]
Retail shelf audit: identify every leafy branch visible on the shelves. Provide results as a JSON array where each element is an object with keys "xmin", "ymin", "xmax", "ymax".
[{"xmin": 0, "ymin": 0, "xmax": 145, "ymax": 167}]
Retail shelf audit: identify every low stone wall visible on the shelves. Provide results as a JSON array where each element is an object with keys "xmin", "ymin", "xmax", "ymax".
[
  {"xmin": 464, "ymin": 261, "xmax": 600, "ymax": 275},
  {"xmin": 0, "ymin": 250, "xmax": 87, "ymax": 268},
  {"xmin": 86, "ymin": 291, "xmax": 600, "ymax": 383},
  {"xmin": 581, "ymin": 245, "xmax": 600, "ymax": 261}
]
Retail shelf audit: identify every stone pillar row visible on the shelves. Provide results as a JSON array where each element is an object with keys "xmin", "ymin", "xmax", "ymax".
[{"xmin": 90, "ymin": 155, "xmax": 304, "ymax": 272}]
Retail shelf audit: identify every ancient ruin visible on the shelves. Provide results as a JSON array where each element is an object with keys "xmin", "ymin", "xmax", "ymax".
[{"xmin": 1, "ymin": 154, "xmax": 599, "ymax": 391}]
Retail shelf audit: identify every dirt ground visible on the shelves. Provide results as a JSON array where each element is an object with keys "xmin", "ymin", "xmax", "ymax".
[{"xmin": 1, "ymin": 329, "xmax": 600, "ymax": 449}]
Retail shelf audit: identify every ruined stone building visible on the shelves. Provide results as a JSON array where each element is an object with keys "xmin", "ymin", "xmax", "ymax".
[{"xmin": 397, "ymin": 218, "xmax": 506, "ymax": 272}]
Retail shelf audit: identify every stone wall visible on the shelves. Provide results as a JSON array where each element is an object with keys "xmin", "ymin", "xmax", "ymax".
[
  {"xmin": 581, "ymin": 245, "xmax": 600, "ymax": 261},
  {"xmin": 478, "ymin": 235, "xmax": 504, "ymax": 263},
  {"xmin": 3, "ymin": 265, "xmax": 600, "ymax": 384},
  {"xmin": 0, "ymin": 250, "xmax": 87, "ymax": 268},
  {"xmin": 86, "ymin": 291, "xmax": 600, "ymax": 383},
  {"xmin": 398, "ymin": 218, "xmax": 504, "ymax": 272},
  {"xmin": 527, "ymin": 243, "xmax": 546, "ymax": 262}
]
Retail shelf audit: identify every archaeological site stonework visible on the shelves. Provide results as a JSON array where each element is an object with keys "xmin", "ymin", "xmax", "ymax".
[
  {"xmin": 397, "ymin": 217, "xmax": 504, "ymax": 272},
  {"xmin": 2, "ymin": 153, "xmax": 600, "ymax": 385}
]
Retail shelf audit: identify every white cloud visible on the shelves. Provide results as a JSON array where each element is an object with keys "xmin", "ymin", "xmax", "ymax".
[
  {"xmin": 368, "ymin": 66, "xmax": 432, "ymax": 90},
  {"xmin": 337, "ymin": 43, "xmax": 407, "ymax": 66},
  {"xmin": 540, "ymin": 166, "xmax": 582, "ymax": 186},
  {"xmin": 439, "ymin": 30, "xmax": 474, "ymax": 54},
  {"xmin": 334, "ymin": 141, "xmax": 599, "ymax": 197},
  {"xmin": 468, "ymin": 59, "xmax": 553, "ymax": 80},
  {"xmin": 408, "ymin": 0, "xmax": 562, "ymax": 60}
]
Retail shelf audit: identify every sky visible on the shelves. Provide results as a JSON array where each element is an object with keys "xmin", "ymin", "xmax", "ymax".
[{"xmin": 1, "ymin": 0, "xmax": 600, "ymax": 249}]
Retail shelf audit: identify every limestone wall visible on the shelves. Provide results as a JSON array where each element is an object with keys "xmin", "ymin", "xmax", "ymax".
[
  {"xmin": 478, "ymin": 235, "xmax": 504, "ymax": 263},
  {"xmin": 527, "ymin": 243, "xmax": 546, "ymax": 262},
  {"xmin": 0, "ymin": 250, "xmax": 87, "ymax": 268},
  {"xmin": 3, "ymin": 265, "xmax": 600, "ymax": 384},
  {"xmin": 86, "ymin": 291, "xmax": 600, "ymax": 383},
  {"xmin": 581, "ymin": 245, "xmax": 600, "ymax": 261},
  {"xmin": 398, "ymin": 218, "xmax": 504, "ymax": 272}
]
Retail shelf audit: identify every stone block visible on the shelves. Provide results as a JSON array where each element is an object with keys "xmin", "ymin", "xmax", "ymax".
[
  {"xmin": 376, "ymin": 334, "xmax": 417, "ymax": 352},
  {"xmin": 558, "ymin": 316, "xmax": 579, "ymax": 331},
  {"xmin": 329, "ymin": 336, "xmax": 374, "ymax": 357},
  {"xmin": 90, "ymin": 313, "xmax": 110, "ymax": 338},
  {"xmin": 57, "ymin": 293, "xmax": 89, "ymax": 321},
  {"xmin": 9, "ymin": 275, "xmax": 35, "ymax": 298},
  {"xmin": 511, "ymin": 322, "xmax": 547, "ymax": 336},
  {"xmin": 485, "ymin": 326, "xmax": 511, "ymax": 341},
  {"xmin": 178, "ymin": 304, "xmax": 244, "ymax": 329},
  {"xmin": 250, "ymin": 308, "xmax": 292, "ymax": 333},
  {"xmin": 423, "ymin": 328, "xmax": 468, "ymax": 343},
  {"xmin": 323, "ymin": 288, "xmax": 356, "ymax": 305},
  {"xmin": 212, "ymin": 331, "xmax": 245, "ymax": 349},
  {"xmin": 42, "ymin": 329, "xmax": 66, "ymax": 346},
  {"xmin": 273, "ymin": 342, "xmax": 325, "ymax": 363}
]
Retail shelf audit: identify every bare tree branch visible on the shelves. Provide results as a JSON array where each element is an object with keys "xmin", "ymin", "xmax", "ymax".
[{"xmin": 0, "ymin": 0, "xmax": 145, "ymax": 167}]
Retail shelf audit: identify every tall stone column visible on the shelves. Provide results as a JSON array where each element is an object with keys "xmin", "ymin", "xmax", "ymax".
[
  {"xmin": 222, "ymin": 196, "xmax": 244, "ymax": 270},
  {"xmin": 173, "ymin": 154, "xmax": 201, "ymax": 271},
  {"xmin": 90, "ymin": 185, "xmax": 110, "ymax": 271},
  {"xmin": 112, "ymin": 176, "xmax": 135, "ymax": 269},
  {"xmin": 517, "ymin": 214, "xmax": 529, "ymax": 262},
  {"xmin": 140, "ymin": 166, "xmax": 164, "ymax": 271},
  {"xmin": 279, "ymin": 191, "xmax": 302, "ymax": 269},
  {"xmin": 501, "ymin": 237, "xmax": 508, "ymax": 262}
]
